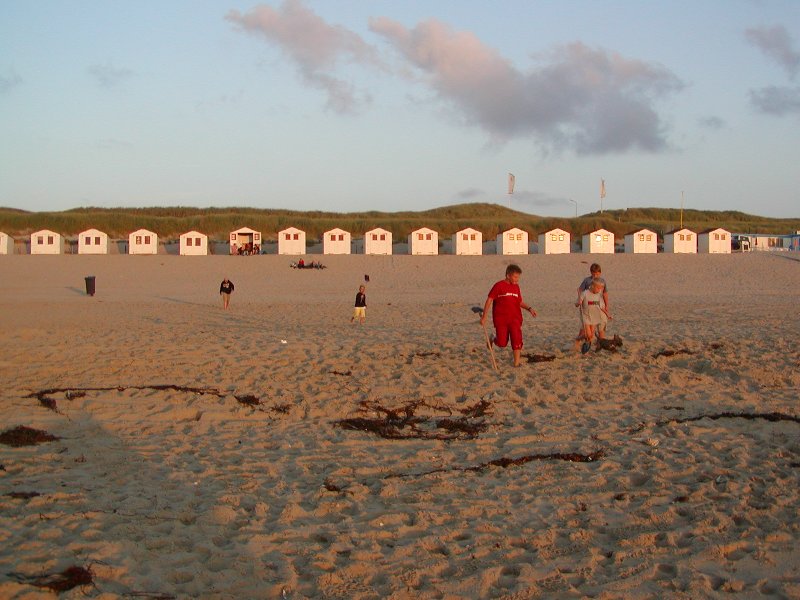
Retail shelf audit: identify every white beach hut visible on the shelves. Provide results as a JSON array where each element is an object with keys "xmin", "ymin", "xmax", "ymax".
[
  {"xmin": 229, "ymin": 227, "xmax": 262, "ymax": 255},
  {"xmin": 78, "ymin": 228, "xmax": 110, "ymax": 254},
  {"xmin": 537, "ymin": 228, "xmax": 571, "ymax": 255},
  {"xmin": 0, "ymin": 232, "xmax": 14, "ymax": 255},
  {"xmin": 698, "ymin": 228, "xmax": 731, "ymax": 254},
  {"xmin": 408, "ymin": 227, "xmax": 439, "ymax": 255},
  {"xmin": 323, "ymin": 228, "xmax": 351, "ymax": 255},
  {"xmin": 179, "ymin": 231, "xmax": 208, "ymax": 256},
  {"xmin": 582, "ymin": 229, "xmax": 615, "ymax": 254},
  {"xmin": 664, "ymin": 228, "xmax": 697, "ymax": 254},
  {"xmin": 31, "ymin": 229, "xmax": 65, "ymax": 255},
  {"xmin": 624, "ymin": 229, "xmax": 658, "ymax": 254},
  {"xmin": 496, "ymin": 228, "xmax": 529, "ymax": 255},
  {"xmin": 452, "ymin": 228, "xmax": 483, "ymax": 255},
  {"xmin": 129, "ymin": 229, "xmax": 158, "ymax": 255},
  {"xmin": 278, "ymin": 227, "xmax": 306, "ymax": 255},
  {"xmin": 364, "ymin": 227, "xmax": 392, "ymax": 255}
]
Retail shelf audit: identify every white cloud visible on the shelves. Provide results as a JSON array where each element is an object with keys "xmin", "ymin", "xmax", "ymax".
[
  {"xmin": 226, "ymin": 0, "xmax": 380, "ymax": 114},
  {"xmin": 370, "ymin": 18, "xmax": 684, "ymax": 154},
  {"xmin": 749, "ymin": 85, "xmax": 800, "ymax": 116}
]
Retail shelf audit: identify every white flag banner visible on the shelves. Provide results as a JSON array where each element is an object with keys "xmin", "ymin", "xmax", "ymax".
[
  {"xmin": 600, "ymin": 178, "xmax": 606, "ymax": 199},
  {"xmin": 508, "ymin": 173, "xmax": 515, "ymax": 195}
]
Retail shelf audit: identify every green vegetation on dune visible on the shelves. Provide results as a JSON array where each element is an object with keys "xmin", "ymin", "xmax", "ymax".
[{"xmin": 0, "ymin": 203, "xmax": 797, "ymax": 241}]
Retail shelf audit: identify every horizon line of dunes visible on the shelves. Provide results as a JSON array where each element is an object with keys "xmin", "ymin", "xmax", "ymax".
[{"xmin": 0, "ymin": 203, "xmax": 798, "ymax": 239}]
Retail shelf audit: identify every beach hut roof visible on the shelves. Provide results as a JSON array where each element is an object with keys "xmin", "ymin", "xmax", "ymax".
[{"xmin": 665, "ymin": 228, "xmax": 695, "ymax": 235}]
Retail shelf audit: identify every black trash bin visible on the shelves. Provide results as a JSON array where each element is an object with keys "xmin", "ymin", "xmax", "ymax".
[{"xmin": 84, "ymin": 276, "xmax": 96, "ymax": 296}]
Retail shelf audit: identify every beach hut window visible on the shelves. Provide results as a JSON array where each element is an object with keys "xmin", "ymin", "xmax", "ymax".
[
  {"xmin": 687, "ymin": 234, "xmax": 692, "ymax": 240},
  {"xmin": 646, "ymin": 234, "xmax": 652, "ymax": 241},
  {"xmin": 136, "ymin": 236, "xmax": 142, "ymax": 244},
  {"xmin": 231, "ymin": 234, "xmax": 236, "ymax": 240},
  {"xmin": 595, "ymin": 235, "xmax": 601, "ymax": 242},
  {"xmin": 721, "ymin": 234, "xmax": 726, "ymax": 240},
  {"xmin": 638, "ymin": 234, "xmax": 645, "ymax": 241},
  {"xmin": 254, "ymin": 234, "xmax": 260, "ymax": 241},
  {"xmin": 330, "ymin": 234, "xmax": 336, "ymax": 241},
  {"xmin": 470, "ymin": 234, "xmax": 476, "ymax": 240},
  {"xmin": 95, "ymin": 236, "xmax": 100, "ymax": 244},
  {"xmin": 462, "ymin": 234, "xmax": 468, "ymax": 240},
  {"xmin": 380, "ymin": 234, "xmax": 386, "ymax": 240},
  {"xmin": 293, "ymin": 234, "xmax": 299, "ymax": 240},
  {"xmin": 551, "ymin": 234, "xmax": 557, "ymax": 241},
  {"xmin": 338, "ymin": 234, "xmax": 344, "ymax": 241},
  {"xmin": 558, "ymin": 234, "xmax": 564, "ymax": 241},
  {"xmin": 284, "ymin": 233, "xmax": 290, "ymax": 240},
  {"xmin": 195, "ymin": 238, "xmax": 201, "ymax": 245},
  {"xmin": 371, "ymin": 234, "xmax": 377, "ymax": 240},
  {"xmin": 38, "ymin": 236, "xmax": 43, "ymax": 245},
  {"xmin": 187, "ymin": 238, "xmax": 193, "ymax": 246},
  {"xmin": 48, "ymin": 236, "xmax": 54, "ymax": 245},
  {"xmin": 679, "ymin": 234, "xmax": 685, "ymax": 241},
  {"xmin": 417, "ymin": 234, "xmax": 423, "ymax": 240},
  {"xmin": 426, "ymin": 234, "xmax": 432, "ymax": 240},
  {"xmin": 145, "ymin": 236, "xmax": 151, "ymax": 244},
  {"xmin": 85, "ymin": 236, "xmax": 91, "ymax": 245},
  {"xmin": 516, "ymin": 234, "xmax": 523, "ymax": 241},
  {"xmin": 602, "ymin": 235, "xmax": 609, "ymax": 242}
]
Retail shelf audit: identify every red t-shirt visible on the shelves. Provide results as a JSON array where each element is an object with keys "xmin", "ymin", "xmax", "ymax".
[{"xmin": 488, "ymin": 280, "xmax": 523, "ymax": 322}]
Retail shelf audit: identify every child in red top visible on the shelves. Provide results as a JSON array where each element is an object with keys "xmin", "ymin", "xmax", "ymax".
[{"xmin": 480, "ymin": 264, "xmax": 537, "ymax": 367}]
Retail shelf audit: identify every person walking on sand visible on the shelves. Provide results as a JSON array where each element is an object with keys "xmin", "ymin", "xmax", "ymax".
[
  {"xmin": 480, "ymin": 264, "xmax": 536, "ymax": 367},
  {"xmin": 576, "ymin": 279, "xmax": 611, "ymax": 353},
  {"xmin": 575, "ymin": 262, "xmax": 610, "ymax": 341},
  {"xmin": 351, "ymin": 285, "xmax": 366, "ymax": 324},
  {"xmin": 219, "ymin": 277, "xmax": 234, "ymax": 310}
]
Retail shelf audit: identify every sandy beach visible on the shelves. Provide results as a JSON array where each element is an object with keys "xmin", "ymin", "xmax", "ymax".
[{"xmin": 1, "ymin": 252, "xmax": 798, "ymax": 599}]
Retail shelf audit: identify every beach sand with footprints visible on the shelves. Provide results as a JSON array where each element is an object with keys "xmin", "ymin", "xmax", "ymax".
[{"xmin": 1, "ymin": 252, "xmax": 799, "ymax": 598}]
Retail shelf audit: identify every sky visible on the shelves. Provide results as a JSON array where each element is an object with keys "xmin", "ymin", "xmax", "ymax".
[{"xmin": 1, "ymin": 1, "xmax": 799, "ymax": 218}]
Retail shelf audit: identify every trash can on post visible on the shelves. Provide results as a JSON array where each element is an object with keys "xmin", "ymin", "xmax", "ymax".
[{"xmin": 84, "ymin": 276, "xmax": 96, "ymax": 296}]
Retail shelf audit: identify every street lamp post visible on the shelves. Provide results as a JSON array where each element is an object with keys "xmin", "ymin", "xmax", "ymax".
[{"xmin": 569, "ymin": 199, "xmax": 577, "ymax": 218}]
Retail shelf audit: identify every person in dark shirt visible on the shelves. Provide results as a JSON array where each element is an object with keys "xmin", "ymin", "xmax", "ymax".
[
  {"xmin": 219, "ymin": 278, "xmax": 234, "ymax": 310},
  {"xmin": 351, "ymin": 285, "xmax": 367, "ymax": 324}
]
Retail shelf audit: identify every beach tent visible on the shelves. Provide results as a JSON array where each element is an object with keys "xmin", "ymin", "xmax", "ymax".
[
  {"xmin": 582, "ymin": 229, "xmax": 615, "ymax": 254},
  {"xmin": 31, "ymin": 229, "xmax": 65, "ymax": 255},
  {"xmin": 323, "ymin": 228, "xmax": 351, "ymax": 255},
  {"xmin": 179, "ymin": 231, "xmax": 208, "ymax": 255},
  {"xmin": 664, "ymin": 228, "xmax": 697, "ymax": 254},
  {"xmin": 0, "ymin": 232, "xmax": 14, "ymax": 255},
  {"xmin": 278, "ymin": 227, "xmax": 306, "ymax": 255},
  {"xmin": 452, "ymin": 228, "xmax": 482, "ymax": 255},
  {"xmin": 624, "ymin": 229, "xmax": 658, "ymax": 254},
  {"xmin": 408, "ymin": 227, "xmax": 439, "ymax": 255},
  {"xmin": 496, "ymin": 228, "xmax": 529, "ymax": 255},
  {"xmin": 364, "ymin": 227, "xmax": 392, "ymax": 255},
  {"xmin": 128, "ymin": 229, "xmax": 158, "ymax": 255},
  {"xmin": 78, "ymin": 228, "xmax": 110, "ymax": 254},
  {"xmin": 698, "ymin": 228, "xmax": 731, "ymax": 254},
  {"xmin": 537, "ymin": 228, "xmax": 570, "ymax": 254},
  {"xmin": 229, "ymin": 227, "xmax": 261, "ymax": 255}
]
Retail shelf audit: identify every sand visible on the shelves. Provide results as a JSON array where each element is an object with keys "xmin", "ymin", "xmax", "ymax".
[{"xmin": 0, "ymin": 252, "xmax": 798, "ymax": 599}]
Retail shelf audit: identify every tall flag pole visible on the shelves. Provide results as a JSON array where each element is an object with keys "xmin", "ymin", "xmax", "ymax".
[
  {"xmin": 600, "ymin": 178, "xmax": 606, "ymax": 213},
  {"xmin": 680, "ymin": 191, "xmax": 684, "ymax": 229},
  {"xmin": 508, "ymin": 173, "xmax": 515, "ymax": 208}
]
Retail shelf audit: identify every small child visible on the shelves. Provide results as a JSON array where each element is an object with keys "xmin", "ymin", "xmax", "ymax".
[
  {"xmin": 575, "ymin": 263, "xmax": 610, "ymax": 340},
  {"xmin": 480, "ymin": 264, "xmax": 537, "ymax": 367},
  {"xmin": 351, "ymin": 285, "xmax": 366, "ymax": 324},
  {"xmin": 577, "ymin": 279, "xmax": 611, "ymax": 353}
]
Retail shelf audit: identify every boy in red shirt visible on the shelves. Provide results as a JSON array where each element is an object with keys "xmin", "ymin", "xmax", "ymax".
[{"xmin": 480, "ymin": 264, "xmax": 537, "ymax": 367}]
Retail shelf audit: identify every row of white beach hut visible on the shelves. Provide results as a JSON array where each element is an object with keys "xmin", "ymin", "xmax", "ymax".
[{"xmin": 1, "ymin": 226, "xmax": 734, "ymax": 255}]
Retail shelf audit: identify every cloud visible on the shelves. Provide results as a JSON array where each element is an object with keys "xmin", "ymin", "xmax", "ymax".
[
  {"xmin": 748, "ymin": 85, "xmax": 800, "ymax": 116},
  {"xmin": 369, "ymin": 18, "xmax": 684, "ymax": 154},
  {"xmin": 226, "ymin": 0, "xmax": 380, "ymax": 114},
  {"xmin": 745, "ymin": 25, "xmax": 800, "ymax": 80},
  {"xmin": 456, "ymin": 188, "xmax": 484, "ymax": 200},
  {"xmin": 88, "ymin": 63, "xmax": 134, "ymax": 88},
  {"xmin": 698, "ymin": 116, "xmax": 726, "ymax": 130},
  {"xmin": 511, "ymin": 190, "xmax": 571, "ymax": 209},
  {"xmin": 0, "ymin": 70, "xmax": 22, "ymax": 93}
]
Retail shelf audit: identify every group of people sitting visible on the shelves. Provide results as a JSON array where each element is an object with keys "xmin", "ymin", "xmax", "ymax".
[
  {"xmin": 290, "ymin": 258, "xmax": 326, "ymax": 269},
  {"xmin": 231, "ymin": 243, "xmax": 260, "ymax": 256}
]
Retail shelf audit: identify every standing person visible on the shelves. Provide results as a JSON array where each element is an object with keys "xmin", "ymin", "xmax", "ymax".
[
  {"xmin": 219, "ymin": 277, "xmax": 234, "ymax": 310},
  {"xmin": 576, "ymin": 279, "xmax": 611, "ymax": 353},
  {"xmin": 480, "ymin": 264, "xmax": 537, "ymax": 367},
  {"xmin": 575, "ymin": 263, "xmax": 610, "ymax": 340},
  {"xmin": 351, "ymin": 285, "xmax": 367, "ymax": 324}
]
